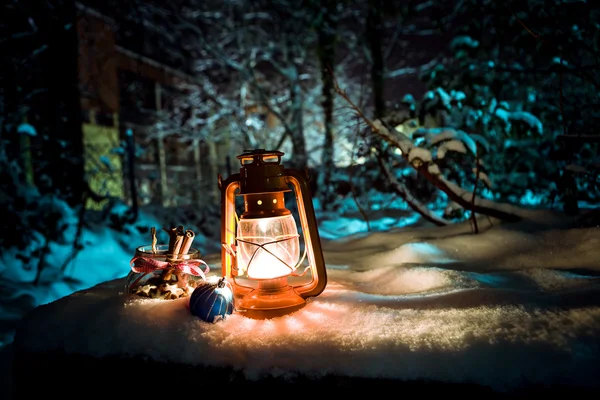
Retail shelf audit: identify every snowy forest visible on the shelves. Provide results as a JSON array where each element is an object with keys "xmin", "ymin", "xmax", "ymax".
[{"xmin": 1, "ymin": 0, "xmax": 600, "ymax": 395}]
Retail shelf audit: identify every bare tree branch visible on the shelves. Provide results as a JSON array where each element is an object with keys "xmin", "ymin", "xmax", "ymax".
[
  {"xmin": 377, "ymin": 156, "xmax": 449, "ymax": 226},
  {"xmin": 385, "ymin": 58, "xmax": 440, "ymax": 79},
  {"xmin": 333, "ymin": 73, "xmax": 450, "ymax": 225},
  {"xmin": 333, "ymin": 74, "xmax": 523, "ymax": 223},
  {"xmin": 374, "ymin": 124, "xmax": 522, "ymax": 222}
]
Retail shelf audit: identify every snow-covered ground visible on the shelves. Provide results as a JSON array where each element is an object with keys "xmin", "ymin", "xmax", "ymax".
[{"xmin": 5, "ymin": 200, "xmax": 600, "ymax": 395}]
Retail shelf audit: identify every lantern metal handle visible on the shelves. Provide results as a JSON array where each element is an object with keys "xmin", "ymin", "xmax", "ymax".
[
  {"xmin": 220, "ymin": 173, "xmax": 241, "ymax": 283},
  {"xmin": 284, "ymin": 168, "xmax": 327, "ymax": 298}
]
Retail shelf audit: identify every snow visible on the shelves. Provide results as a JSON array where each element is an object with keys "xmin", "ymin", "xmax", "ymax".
[
  {"xmin": 8, "ymin": 204, "xmax": 600, "ymax": 393},
  {"xmin": 427, "ymin": 163, "xmax": 441, "ymax": 175},
  {"xmin": 16, "ymin": 123, "xmax": 37, "ymax": 136},
  {"xmin": 426, "ymin": 128, "xmax": 477, "ymax": 155},
  {"xmin": 0, "ymin": 210, "xmax": 160, "ymax": 313},
  {"xmin": 494, "ymin": 108, "xmax": 544, "ymax": 135},
  {"xmin": 438, "ymin": 175, "xmax": 528, "ymax": 216},
  {"xmin": 408, "ymin": 147, "xmax": 432, "ymax": 164},
  {"xmin": 436, "ymin": 139, "xmax": 467, "ymax": 159},
  {"xmin": 474, "ymin": 170, "xmax": 493, "ymax": 189},
  {"xmin": 373, "ymin": 119, "xmax": 413, "ymax": 154},
  {"xmin": 450, "ymin": 35, "xmax": 480, "ymax": 49}
]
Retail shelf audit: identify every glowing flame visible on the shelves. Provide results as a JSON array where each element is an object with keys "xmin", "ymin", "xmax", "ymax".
[{"xmin": 237, "ymin": 215, "xmax": 300, "ymax": 280}]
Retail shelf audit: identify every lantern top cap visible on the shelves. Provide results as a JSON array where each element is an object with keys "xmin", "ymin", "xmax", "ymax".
[
  {"xmin": 237, "ymin": 149, "xmax": 284, "ymax": 159},
  {"xmin": 237, "ymin": 149, "xmax": 285, "ymax": 167}
]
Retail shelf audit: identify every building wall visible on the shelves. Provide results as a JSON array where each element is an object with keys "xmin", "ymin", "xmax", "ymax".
[
  {"xmin": 77, "ymin": 11, "xmax": 119, "ymax": 114},
  {"xmin": 77, "ymin": 10, "xmax": 123, "ymax": 210},
  {"xmin": 75, "ymin": 6, "xmax": 225, "ymax": 210}
]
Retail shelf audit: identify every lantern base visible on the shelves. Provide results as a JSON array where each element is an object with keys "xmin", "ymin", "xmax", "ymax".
[{"xmin": 237, "ymin": 277, "xmax": 306, "ymax": 319}]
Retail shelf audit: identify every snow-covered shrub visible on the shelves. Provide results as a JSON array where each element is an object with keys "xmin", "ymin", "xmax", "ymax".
[
  {"xmin": 0, "ymin": 137, "xmax": 78, "ymax": 266},
  {"xmin": 366, "ymin": 82, "xmax": 560, "ymax": 221},
  {"xmin": 562, "ymin": 144, "xmax": 600, "ymax": 204},
  {"xmin": 412, "ymin": 2, "xmax": 600, "ymax": 210},
  {"xmin": 407, "ymin": 79, "xmax": 559, "ymax": 208},
  {"xmin": 104, "ymin": 200, "xmax": 137, "ymax": 232}
]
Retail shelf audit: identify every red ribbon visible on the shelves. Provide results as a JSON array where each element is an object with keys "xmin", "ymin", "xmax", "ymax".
[{"xmin": 129, "ymin": 256, "xmax": 210, "ymax": 281}]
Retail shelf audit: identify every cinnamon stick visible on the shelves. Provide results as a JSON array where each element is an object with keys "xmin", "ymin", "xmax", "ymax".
[
  {"xmin": 180, "ymin": 230, "xmax": 195, "ymax": 255},
  {"xmin": 163, "ymin": 227, "xmax": 178, "ymax": 254},
  {"xmin": 163, "ymin": 226, "xmax": 179, "ymax": 278},
  {"xmin": 150, "ymin": 227, "xmax": 157, "ymax": 253},
  {"xmin": 172, "ymin": 230, "xmax": 185, "ymax": 256}
]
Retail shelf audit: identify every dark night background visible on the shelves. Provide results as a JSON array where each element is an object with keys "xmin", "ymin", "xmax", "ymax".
[{"xmin": 0, "ymin": 0, "xmax": 599, "ymax": 397}]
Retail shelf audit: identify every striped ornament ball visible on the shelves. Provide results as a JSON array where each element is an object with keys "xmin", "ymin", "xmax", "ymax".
[{"xmin": 189, "ymin": 277, "xmax": 234, "ymax": 323}]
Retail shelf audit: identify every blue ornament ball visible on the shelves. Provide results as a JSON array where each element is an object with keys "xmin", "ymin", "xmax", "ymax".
[{"xmin": 189, "ymin": 277, "xmax": 234, "ymax": 323}]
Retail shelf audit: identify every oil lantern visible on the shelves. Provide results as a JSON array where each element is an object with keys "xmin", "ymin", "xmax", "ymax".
[{"xmin": 219, "ymin": 149, "xmax": 327, "ymax": 319}]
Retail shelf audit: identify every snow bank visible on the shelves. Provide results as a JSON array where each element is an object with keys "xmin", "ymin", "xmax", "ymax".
[{"xmin": 15, "ymin": 213, "xmax": 600, "ymax": 391}]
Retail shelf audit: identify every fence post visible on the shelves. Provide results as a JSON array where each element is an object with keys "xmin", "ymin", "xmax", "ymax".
[{"xmin": 126, "ymin": 128, "xmax": 139, "ymax": 220}]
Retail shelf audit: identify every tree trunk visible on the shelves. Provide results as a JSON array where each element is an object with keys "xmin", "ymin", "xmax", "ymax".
[
  {"xmin": 316, "ymin": 0, "xmax": 338, "ymax": 210},
  {"xmin": 36, "ymin": 0, "xmax": 85, "ymax": 206},
  {"xmin": 366, "ymin": 0, "xmax": 393, "ymax": 186},
  {"xmin": 192, "ymin": 138, "xmax": 203, "ymax": 208},
  {"xmin": 155, "ymin": 137, "xmax": 168, "ymax": 206},
  {"xmin": 125, "ymin": 129, "xmax": 138, "ymax": 220},
  {"xmin": 207, "ymin": 140, "xmax": 219, "ymax": 204},
  {"xmin": 366, "ymin": 0, "xmax": 385, "ymax": 119},
  {"xmin": 289, "ymin": 76, "xmax": 307, "ymax": 170}
]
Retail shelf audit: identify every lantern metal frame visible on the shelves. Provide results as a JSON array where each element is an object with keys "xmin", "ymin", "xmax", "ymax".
[{"xmin": 219, "ymin": 149, "xmax": 327, "ymax": 319}]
